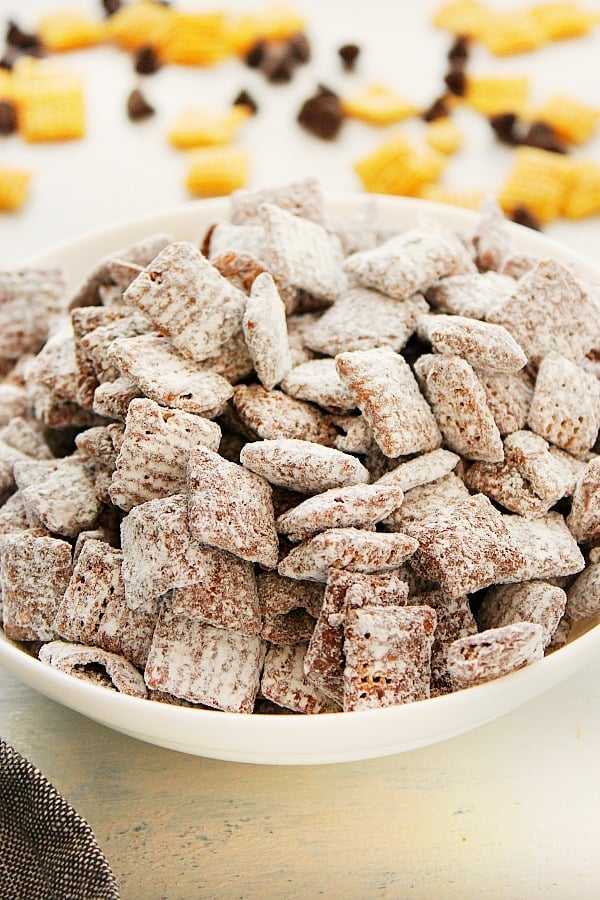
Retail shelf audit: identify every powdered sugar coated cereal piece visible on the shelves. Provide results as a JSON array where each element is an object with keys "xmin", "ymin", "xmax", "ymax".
[
  {"xmin": 478, "ymin": 368, "xmax": 534, "ymax": 435},
  {"xmin": 260, "ymin": 203, "xmax": 347, "ymax": 303},
  {"xmin": 487, "ymin": 259, "xmax": 600, "ymax": 362},
  {"xmin": 233, "ymin": 384, "xmax": 338, "ymax": 447},
  {"xmin": 566, "ymin": 457, "xmax": 600, "ymax": 543},
  {"xmin": 276, "ymin": 482, "xmax": 405, "ymax": 543},
  {"xmin": 281, "ymin": 359, "xmax": 356, "ymax": 413},
  {"xmin": 472, "ymin": 197, "xmax": 513, "ymax": 273},
  {"xmin": 415, "ymin": 354, "xmax": 503, "ymax": 462},
  {"xmin": 144, "ymin": 601, "xmax": 264, "ymax": 712},
  {"xmin": 404, "ymin": 494, "xmax": 526, "ymax": 599},
  {"xmin": 92, "ymin": 377, "xmax": 143, "ymax": 421},
  {"xmin": 109, "ymin": 398, "xmax": 221, "ymax": 511},
  {"xmin": 342, "ymin": 605, "xmax": 436, "ymax": 711},
  {"xmin": 257, "ymin": 571, "xmax": 324, "ymax": 620},
  {"xmin": 303, "ymin": 287, "xmax": 429, "ymax": 356},
  {"xmin": 425, "ymin": 271, "xmax": 513, "ymax": 319},
  {"xmin": 16, "ymin": 457, "xmax": 101, "ymax": 538},
  {"xmin": 376, "ymin": 448, "xmax": 460, "ymax": 490},
  {"xmin": 566, "ymin": 563, "xmax": 600, "ymax": 621},
  {"xmin": 336, "ymin": 348, "xmax": 441, "ymax": 458},
  {"xmin": 382, "ymin": 472, "xmax": 470, "ymax": 531},
  {"xmin": 412, "ymin": 590, "xmax": 477, "ymax": 696},
  {"xmin": 501, "ymin": 512, "xmax": 585, "ymax": 582},
  {"xmin": 108, "ymin": 334, "xmax": 233, "ymax": 417},
  {"xmin": 0, "ymin": 265, "xmax": 67, "ymax": 358},
  {"xmin": 343, "ymin": 229, "xmax": 471, "ymax": 301},
  {"xmin": 447, "ymin": 622, "xmax": 545, "ymax": 690},
  {"xmin": 503, "ymin": 430, "xmax": 576, "ymax": 503},
  {"xmin": 260, "ymin": 608, "xmax": 317, "ymax": 646},
  {"xmin": 464, "ymin": 459, "xmax": 552, "ymax": 517},
  {"xmin": 231, "ymin": 177, "xmax": 325, "ymax": 226},
  {"xmin": 187, "ymin": 445, "xmax": 279, "ymax": 568},
  {"xmin": 39, "ymin": 641, "xmax": 147, "ymax": 697},
  {"xmin": 477, "ymin": 581, "xmax": 566, "ymax": 647},
  {"xmin": 278, "ymin": 527, "xmax": 418, "ymax": 583},
  {"xmin": 527, "ymin": 352, "xmax": 600, "ymax": 458},
  {"xmin": 418, "ymin": 314, "xmax": 527, "ymax": 373},
  {"xmin": 124, "ymin": 241, "xmax": 246, "ymax": 363},
  {"xmin": 332, "ymin": 415, "xmax": 374, "ymax": 454},
  {"xmin": 261, "ymin": 642, "xmax": 339, "ymax": 713},
  {"xmin": 242, "ymin": 272, "xmax": 292, "ymax": 390},
  {"xmin": 207, "ymin": 223, "xmax": 266, "ymax": 261},
  {"xmin": 240, "ymin": 439, "xmax": 369, "ymax": 494}
]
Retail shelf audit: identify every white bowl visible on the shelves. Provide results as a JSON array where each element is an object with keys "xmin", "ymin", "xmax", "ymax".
[{"xmin": 2, "ymin": 194, "xmax": 600, "ymax": 765}]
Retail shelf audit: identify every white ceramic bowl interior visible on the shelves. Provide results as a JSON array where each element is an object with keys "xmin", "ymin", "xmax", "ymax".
[{"xmin": 1, "ymin": 194, "xmax": 599, "ymax": 765}]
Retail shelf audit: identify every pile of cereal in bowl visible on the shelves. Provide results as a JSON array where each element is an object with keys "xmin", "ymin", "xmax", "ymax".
[{"xmin": 1, "ymin": 178, "xmax": 599, "ymax": 715}]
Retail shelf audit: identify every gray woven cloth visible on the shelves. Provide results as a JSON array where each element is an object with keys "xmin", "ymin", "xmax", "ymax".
[{"xmin": 0, "ymin": 739, "xmax": 119, "ymax": 900}]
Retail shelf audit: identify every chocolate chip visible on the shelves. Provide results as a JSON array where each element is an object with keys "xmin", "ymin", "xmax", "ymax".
[
  {"xmin": 444, "ymin": 67, "xmax": 466, "ymax": 96},
  {"xmin": 523, "ymin": 120, "xmax": 569, "ymax": 154},
  {"xmin": 0, "ymin": 48, "xmax": 18, "ymax": 71},
  {"xmin": 262, "ymin": 45, "xmax": 296, "ymax": 83},
  {"xmin": 126, "ymin": 88, "xmax": 155, "ymax": 121},
  {"xmin": 510, "ymin": 205, "xmax": 543, "ymax": 231},
  {"xmin": 244, "ymin": 39, "xmax": 266, "ymax": 69},
  {"xmin": 288, "ymin": 33, "xmax": 311, "ymax": 64},
  {"xmin": 0, "ymin": 100, "xmax": 17, "ymax": 135},
  {"xmin": 6, "ymin": 20, "xmax": 42, "ymax": 51},
  {"xmin": 297, "ymin": 89, "xmax": 344, "ymax": 140},
  {"xmin": 200, "ymin": 224, "xmax": 217, "ymax": 258},
  {"xmin": 422, "ymin": 95, "xmax": 451, "ymax": 122},
  {"xmin": 101, "ymin": 0, "xmax": 122, "ymax": 15},
  {"xmin": 317, "ymin": 83, "xmax": 339, "ymax": 99},
  {"xmin": 232, "ymin": 89, "xmax": 258, "ymax": 115},
  {"xmin": 448, "ymin": 34, "xmax": 470, "ymax": 63},
  {"xmin": 338, "ymin": 43, "xmax": 360, "ymax": 71},
  {"xmin": 489, "ymin": 113, "xmax": 521, "ymax": 146},
  {"xmin": 134, "ymin": 45, "xmax": 161, "ymax": 75}
]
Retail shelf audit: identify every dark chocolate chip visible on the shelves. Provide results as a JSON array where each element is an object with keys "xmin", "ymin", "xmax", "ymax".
[
  {"xmin": 317, "ymin": 83, "xmax": 339, "ymax": 99},
  {"xmin": 338, "ymin": 43, "xmax": 360, "ymax": 71},
  {"xmin": 101, "ymin": 0, "xmax": 122, "ymax": 15},
  {"xmin": 422, "ymin": 95, "xmax": 451, "ymax": 122},
  {"xmin": 126, "ymin": 88, "xmax": 155, "ymax": 121},
  {"xmin": 509, "ymin": 205, "xmax": 543, "ymax": 231},
  {"xmin": 522, "ymin": 120, "xmax": 569, "ymax": 154},
  {"xmin": 444, "ymin": 67, "xmax": 466, "ymax": 96},
  {"xmin": 448, "ymin": 34, "xmax": 470, "ymax": 63},
  {"xmin": 262, "ymin": 45, "xmax": 296, "ymax": 83},
  {"xmin": 244, "ymin": 39, "xmax": 266, "ymax": 69},
  {"xmin": 232, "ymin": 89, "xmax": 258, "ymax": 115},
  {"xmin": 200, "ymin": 224, "xmax": 217, "ymax": 258},
  {"xmin": 134, "ymin": 45, "xmax": 161, "ymax": 75},
  {"xmin": 6, "ymin": 20, "xmax": 42, "ymax": 51},
  {"xmin": 288, "ymin": 33, "xmax": 311, "ymax": 64},
  {"xmin": 489, "ymin": 113, "xmax": 521, "ymax": 146},
  {"xmin": 0, "ymin": 48, "xmax": 18, "ymax": 70},
  {"xmin": 297, "ymin": 89, "xmax": 344, "ymax": 140},
  {"xmin": 0, "ymin": 99, "xmax": 17, "ymax": 135}
]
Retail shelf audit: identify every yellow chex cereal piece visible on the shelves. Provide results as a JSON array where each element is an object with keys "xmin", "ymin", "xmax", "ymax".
[
  {"xmin": 535, "ymin": 93, "xmax": 600, "ymax": 145},
  {"xmin": 466, "ymin": 75, "xmax": 529, "ymax": 116},
  {"xmin": 168, "ymin": 106, "xmax": 250, "ymax": 149},
  {"xmin": 37, "ymin": 11, "xmax": 106, "ymax": 52},
  {"xmin": 341, "ymin": 84, "xmax": 418, "ymax": 126},
  {"xmin": 499, "ymin": 146, "xmax": 573, "ymax": 223},
  {"xmin": 0, "ymin": 166, "xmax": 32, "ymax": 212},
  {"xmin": 106, "ymin": 0, "xmax": 173, "ymax": 51},
  {"xmin": 159, "ymin": 13, "xmax": 234, "ymax": 66},
  {"xmin": 418, "ymin": 184, "xmax": 485, "ymax": 210},
  {"xmin": 432, "ymin": 0, "xmax": 488, "ymax": 37},
  {"xmin": 0, "ymin": 71, "xmax": 14, "ymax": 102},
  {"xmin": 13, "ymin": 59, "xmax": 85, "ymax": 142},
  {"xmin": 562, "ymin": 160, "xmax": 600, "ymax": 219},
  {"xmin": 230, "ymin": 5, "xmax": 305, "ymax": 54},
  {"xmin": 531, "ymin": 3, "xmax": 591, "ymax": 39},
  {"xmin": 186, "ymin": 147, "xmax": 249, "ymax": 197},
  {"xmin": 478, "ymin": 11, "xmax": 546, "ymax": 55},
  {"xmin": 425, "ymin": 118, "xmax": 463, "ymax": 154},
  {"xmin": 355, "ymin": 135, "xmax": 446, "ymax": 196}
]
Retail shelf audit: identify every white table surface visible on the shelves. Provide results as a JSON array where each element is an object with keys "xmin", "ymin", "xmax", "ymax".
[{"xmin": 1, "ymin": 1, "xmax": 600, "ymax": 897}]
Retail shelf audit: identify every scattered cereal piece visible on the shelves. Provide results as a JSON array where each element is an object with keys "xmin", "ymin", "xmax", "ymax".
[
  {"xmin": 447, "ymin": 622, "xmax": 544, "ymax": 691},
  {"xmin": 187, "ymin": 445, "xmax": 279, "ymax": 568},
  {"xmin": 341, "ymin": 83, "xmax": 418, "ymax": 126},
  {"xmin": 498, "ymin": 147, "xmax": 572, "ymax": 223},
  {"xmin": 562, "ymin": 160, "xmax": 600, "ymax": 219},
  {"xmin": 415, "ymin": 354, "xmax": 503, "ymax": 462},
  {"xmin": 354, "ymin": 135, "xmax": 446, "ymax": 196},
  {"xmin": 278, "ymin": 527, "xmax": 418, "ymax": 583},
  {"xmin": 233, "ymin": 383, "xmax": 338, "ymax": 446},
  {"xmin": 167, "ymin": 105, "xmax": 250, "ymax": 148},
  {"xmin": 343, "ymin": 605, "xmax": 436, "ymax": 711},
  {"xmin": 144, "ymin": 602, "xmax": 264, "ymax": 713},
  {"xmin": 0, "ymin": 165, "xmax": 32, "ymax": 212},
  {"xmin": 477, "ymin": 11, "xmax": 545, "ymax": 56},
  {"xmin": 39, "ymin": 641, "xmax": 147, "ymax": 696},
  {"xmin": 433, "ymin": 0, "xmax": 488, "ymax": 36},
  {"xmin": 535, "ymin": 93, "xmax": 599, "ymax": 145},
  {"xmin": 477, "ymin": 581, "xmax": 567, "ymax": 647},
  {"xmin": 425, "ymin": 118, "xmax": 463, "ymax": 154},
  {"xmin": 531, "ymin": 2, "xmax": 592, "ymax": 40},
  {"xmin": 242, "ymin": 272, "xmax": 292, "ymax": 390},
  {"xmin": 240, "ymin": 439, "xmax": 369, "ymax": 493},
  {"xmin": 37, "ymin": 11, "xmax": 106, "ymax": 52},
  {"xmin": 276, "ymin": 482, "xmax": 405, "ymax": 543},
  {"xmin": 186, "ymin": 148, "xmax": 249, "ymax": 197},
  {"xmin": 418, "ymin": 314, "xmax": 527, "ymax": 372},
  {"xmin": 261, "ymin": 642, "xmax": 339, "ymax": 713},
  {"xmin": 336, "ymin": 348, "xmax": 442, "ymax": 458},
  {"xmin": 465, "ymin": 75, "xmax": 529, "ymax": 116},
  {"xmin": 405, "ymin": 493, "xmax": 526, "ymax": 599},
  {"xmin": 106, "ymin": 0, "xmax": 172, "ymax": 50},
  {"xmin": 14, "ymin": 58, "xmax": 85, "ymax": 142}
]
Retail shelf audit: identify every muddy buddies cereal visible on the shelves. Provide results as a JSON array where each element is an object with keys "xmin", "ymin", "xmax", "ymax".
[{"xmin": 1, "ymin": 181, "xmax": 600, "ymax": 719}]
